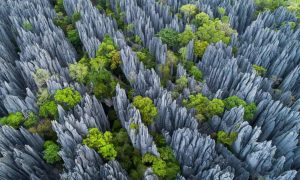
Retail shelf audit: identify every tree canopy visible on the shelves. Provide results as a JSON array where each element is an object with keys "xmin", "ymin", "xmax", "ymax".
[
  {"xmin": 83, "ymin": 128, "xmax": 117, "ymax": 161},
  {"xmin": 132, "ymin": 96, "xmax": 158, "ymax": 125},
  {"xmin": 43, "ymin": 140, "xmax": 61, "ymax": 164},
  {"xmin": 54, "ymin": 87, "xmax": 82, "ymax": 109}
]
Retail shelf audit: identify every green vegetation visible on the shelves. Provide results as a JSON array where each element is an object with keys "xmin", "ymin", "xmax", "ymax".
[
  {"xmin": 184, "ymin": 94, "xmax": 225, "ymax": 121},
  {"xmin": 39, "ymin": 100, "xmax": 58, "ymax": 119},
  {"xmin": 24, "ymin": 112, "xmax": 39, "ymax": 128},
  {"xmin": 255, "ymin": 0, "xmax": 300, "ymax": 19},
  {"xmin": 29, "ymin": 119, "xmax": 57, "ymax": 140},
  {"xmin": 178, "ymin": 25, "xmax": 195, "ymax": 46},
  {"xmin": 136, "ymin": 49, "xmax": 156, "ymax": 69},
  {"xmin": 54, "ymin": 87, "xmax": 82, "ymax": 109},
  {"xmin": 132, "ymin": 96, "xmax": 158, "ymax": 126},
  {"xmin": 140, "ymin": 134, "xmax": 180, "ymax": 179},
  {"xmin": 189, "ymin": 66, "xmax": 203, "ymax": 81},
  {"xmin": 157, "ymin": 28, "xmax": 179, "ymax": 49},
  {"xmin": 129, "ymin": 123, "xmax": 138, "ymax": 130},
  {"xmin": 69, "ymin": 63, "xmax": 89, "ymax": 84},
  {"xmin": 43, "ymin": 140, "xmax": 61, "ymax": 164},
  {"xmin": 111, "ymin": 129, "xmax": 146, "ymax": 180},
  {"xmin": 0, "ymin": 112, "xmax": 25, "ymax": 128},
  {"xmin": 83, "ymin": 128, "xmax": 117, "ymax": 161},
  {"xmin": 180, "ymin": 4, "xmax": 198, "ymax": 20},
  {"xmin": 22, "ymin": 21, "xmax": 33, "ymax": 31},
  {"xmin": 253, "ymin": 64, "xmax": 267, "ymax": 77},
  {"xmin": 54, "ymin": 0, "xmax": 83, "ymax": 56},
  {"xmin": 194, "ymin": 40, "xmax": 209, "ymax": 58},
  {"xmin": 216, "ymin": 131, "xmax": 238, "ymax": 146},
  {"xmin": 224, "ymin": 96, "xmax": 257, "ymax": 121},
  {"xmin": 68, "ymin": 35, "xmax": 121, "ymax": 99}
]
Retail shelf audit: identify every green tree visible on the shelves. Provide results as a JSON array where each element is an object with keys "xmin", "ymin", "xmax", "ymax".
[
  {"xmin": 253, "ymin": 64, "xmax": 267, "ymax": 77},
  {"xmin": 217, "ymin": 131, "xmax": 238, "ymax": 146},
  {"xmin": 193, "ymin": 12, "xmax": 210, "ymax": 27},
  {"xmin": 180, "ymin": 4, "xmax": 198, "ymax": 18},
  {"xmin": 54, "ymin": 87, "xmax": 82, "ymax": 109},
  {"xmin": 54, "ymin": 0, "xmax": 65, "ymax": 14},
  {"xmin": 194, "ymin": 40, "xmax": 209, "ymax": 58},
  {"xmin": 29, "ymin": 119, "xmax": 57, "ymax": 140},
  {"xmin": 0, "ymin": 112, "xmax": 25, "ymax": 128},
  {"xmin": 136, "ymin": 49, "xmax": 156, "ymax": 69},
  {"xmin": 132, "ymin": 96, "xmax": 158, "ymax": 126},
  {"xmin": 67, "ymin": 29, "xmax": 81, "ymax": 48},
  {"xmin": 43, "ymin": 141, "xmax": 61, "ymax": 164},
  {"xmin": 244, "ymin": 103, "xmax": 257, "ymax": 121},
  {"xmin": 69, "ymin": 63, "xmax": 88, "ymax": 84},
  {"xmin": 39, "ymin": 100, "xmax": 58, "ymax": 119},
  {"xmin": 224, "ymin": 96, "xmax": 257, "ymax": 121},
  {"xmin": 175, "ymin": 76, "xmax": 188, "ymax": 91},
  {"xmin": 83, "ymin": 128, "xmax": 117, "ymax": 161},
  {"xmin": 178, "ymin": 25, "xmax": 195, "ymax": 46},
  {"xmin": 184, "ymin": 94, "xmax": 225, "ymax": 121},
  {"xmin": 206, "ymin": 99, "xmax": 225, "ymax": 118},
  {"xmin": 152, "ymin": 159, "xmax": 167, "ymax": 177},
  {"xmin": 157, "ymin": 28, "xmax": 179, "ymax": 48},
  {"xmin": 224, "ymin": 96, "xmax": 247, "ymax": 110},
  {"xmin": 24, "ymin": 112, "xmax": 38, "ymax": 128},
  {"xmin": 196, "ymin": 19, "xmax": 236, "ymax": 45},
  {"xmin": 190, "ymin": 65, "xmax": 203, "ymax": 81},
  {"xmin": 72, "ymin": 11, "xmax": 81, "ymax": 22}
]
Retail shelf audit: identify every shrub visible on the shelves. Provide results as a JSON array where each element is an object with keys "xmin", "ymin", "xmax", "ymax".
[
  {"xmin": 217, "ymin": 131, "xmax": 238, "ymax": 146},
  {"xmin": 22, "ymin": 21, "xmax": 33, "ymax": 31},
  {"xmin": 0, "ymin": 112, "xmax": 25, "ymax": 128},
  {"xmin": 253, "ymin": 64, "xmax": 267, "ymax": 76},
  {"xmin": 39, "ymin": 101, "xmax": 58, "ymax": 119},
  {"xmin": 54, "ymin": 87, "xmax": 81, "ymax": 109},
  {"xmin": 24, "ymin": 112, "xmax": 38, "ymax": 128},
  {"xmin": 157, "ymin": 28, "xmax": 179, "ymax": 48},
  {"xmin": 83, "ymin": 128, "xmax": 117, "ymax": 160},
  {"xmin": 132, "ymin": 96, "xmax": 158, "ymax": 125},
  {"xmin": 43, "ymin": 141, "xmax": 61, "ymax": 164}
]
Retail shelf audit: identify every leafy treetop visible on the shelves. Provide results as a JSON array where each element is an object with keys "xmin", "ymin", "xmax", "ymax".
[
  {"xmin": 83, "ymin": 128, "xmax": 117, "ymax": 161},
  {"xmin": 132, "ymin": 96, "xmax": 158, "ymax": 126},
  {"xmin": 54, "ymin": 87, "xmax": 82, "ymax": 109}
]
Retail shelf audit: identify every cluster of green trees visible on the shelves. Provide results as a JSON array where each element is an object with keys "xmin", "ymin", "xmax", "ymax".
[
  {"xmin": 184, "ymin": 94, "xmax": 257, "ymax": 122},
  {"xmin": 224, "ymin": 96, "xmax": 257, "ymax": 121},
  {"xmin": 0, "ymin": 112, "xmax": 38, "ymax": 129},
  {"xmin": 132, "ymin": 96, "xmax": 158, "ymax": 126},
  {"xmin": 69, "ymin": 35, "xmax": 121, "ymax": 99},
  {"xmin": 54, "ymin": 0, "xmax": 83, "ymax": 55},
  {"xmin": 158, "ymin": 5, "xmax": 236, "ymax": 59},
  {"xmin": 83, "ymin": 128, "xmax": 117, "ymax": 161},
  {"xmin": 183, "ymin": 94, "xmax": 225, "ymax": 121},
  {"xmin": 255, "ymin": 0, "xmax": 300, "ymax": 20}
]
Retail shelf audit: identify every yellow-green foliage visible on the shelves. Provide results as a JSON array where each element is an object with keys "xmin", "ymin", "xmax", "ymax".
[
  {"xmin": 184, "ymin": 94, "xmax": 225, "ymax": 121},
  {"xmin": 54, "ymin": 87, "xmax": 81, "ymax": 109},
  {"xmin": 132, "ymin": 96, "xmax": 158, "ymax": 125},
  {"xmin": 83, "ymin": 128, "xmax": 117, "ymax": 161},
  {"xmin": 217, "ymin": 131, "xmax": 238, "ymax": 146},
  {"xmin": 253, "ymin": 64, "xmax": 267, "ymax": 77},
  {"xmin": 224, "ymin": 96, "xmax": 257, "ymax": 121},
  {"xmin": 0, "ymin": 112, "xmax": 25, "ymax": 128}
]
